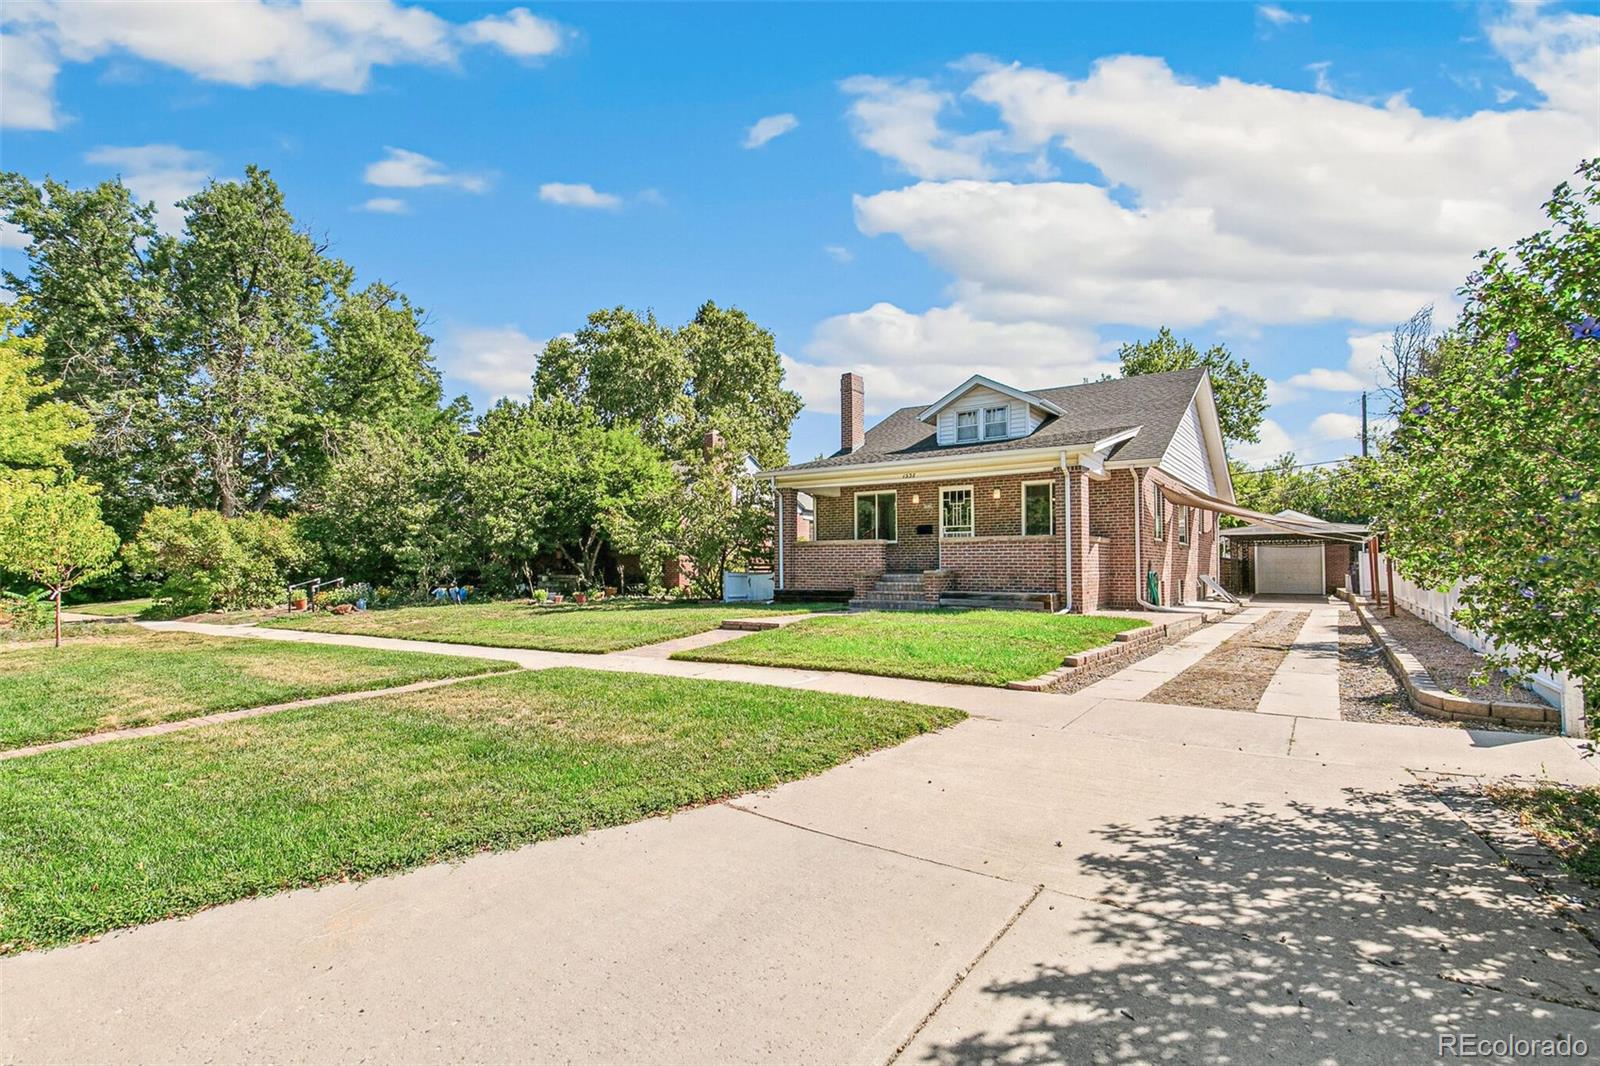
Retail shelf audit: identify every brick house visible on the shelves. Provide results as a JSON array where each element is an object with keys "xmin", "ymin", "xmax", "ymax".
[{"xmin": 767, "ymin": 368, "xmax": 1238, "ymax": 611}]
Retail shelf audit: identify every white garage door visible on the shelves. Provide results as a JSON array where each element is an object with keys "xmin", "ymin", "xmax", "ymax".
[{"xmin": 1256, "ymin": 544, "xmax": 1325, "ymax": 595}]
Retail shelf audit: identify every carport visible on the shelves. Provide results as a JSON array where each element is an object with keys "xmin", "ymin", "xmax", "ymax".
[{"xmin": 1217, "ymin": 509, "xmax": 1370, "ymax": 597}]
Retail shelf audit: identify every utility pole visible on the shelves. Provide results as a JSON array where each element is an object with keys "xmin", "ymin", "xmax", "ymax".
[{"xmin": 1360, "ymin": 392, "xmax": 1369, "ymax": 458}]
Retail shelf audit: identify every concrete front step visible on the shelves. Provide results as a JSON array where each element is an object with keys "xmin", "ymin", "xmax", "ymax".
[{"xmin": 848, "ymin": 598, "xmax": 939, "ymax": 612}]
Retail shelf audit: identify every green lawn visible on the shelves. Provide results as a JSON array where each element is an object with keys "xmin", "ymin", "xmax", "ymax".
[
  {"xmin": 673, "ymin": 609, "xmax": 1151, "ymax": 686},
  {"xmin": 0, "ymin": 630, "xmax": 511, "ymax": 750},
  {"xmin": 264, "ymin": 598, "xmax": 840, "ymax": 653},
  {"xmin": 0, "ymin": 668, "xmax": 960, "ymax": 953},
  {"xmin": 1484, "ymin": 781, "xmax": 1600, "ymax": 888},
  {"xmin": 69, "ymin": 597, "xmax": 154, "ymax": 618}
]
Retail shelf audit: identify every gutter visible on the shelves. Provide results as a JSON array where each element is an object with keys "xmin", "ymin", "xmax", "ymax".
[{"xmin": 1133, "ymin": 468, "xmax": 1197, "ymax": 614}]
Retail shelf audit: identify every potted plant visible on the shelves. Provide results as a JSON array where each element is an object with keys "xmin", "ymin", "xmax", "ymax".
[
  {"xmin": 533, "ymin": 588, "xmax": 549, "ymax": 605},
  {"xmin": 291, "ymin": 590, "xmax": 308, "ymax": 612},
  {"xmin": 551, "ymin": 593, "xmax": 565, "ymax": 605},
  {"xmin": 574, "ymin": 591, "xmax": 588, "ymax": 606}
]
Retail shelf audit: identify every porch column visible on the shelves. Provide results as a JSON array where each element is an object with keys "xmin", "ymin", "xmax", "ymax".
[
  {"xmin": 777, "ymin": 488, "xmax": 798, "ymax": 591},
  {"xmin": 1066, "ymin": 468, "xmax": 1094, "ymax": 612}
]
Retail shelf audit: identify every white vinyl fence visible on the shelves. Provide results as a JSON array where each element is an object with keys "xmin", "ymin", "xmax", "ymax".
[{"xmin": 1356, "ymin": 549, "xmax": 1586, "ymax": 732}]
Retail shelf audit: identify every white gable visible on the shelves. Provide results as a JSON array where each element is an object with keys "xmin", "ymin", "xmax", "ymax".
[
  {"xmin": 1158, "ymin": 399, "xmax": 1218, "ymax": 495},
  {"xmin": 932, "ymin": 385, "xmax": 1041, "ymax": 446}
]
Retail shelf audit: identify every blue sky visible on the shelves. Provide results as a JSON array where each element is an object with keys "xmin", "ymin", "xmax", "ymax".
[{"xmin": 3, "ymin": 1, "xmax": 1597, "ymax": 467}]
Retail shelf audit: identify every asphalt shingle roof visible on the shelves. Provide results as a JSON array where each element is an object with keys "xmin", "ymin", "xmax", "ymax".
[{"xmin": 769, "ymin": 368, "xmax": 1208, "ymax": 476}]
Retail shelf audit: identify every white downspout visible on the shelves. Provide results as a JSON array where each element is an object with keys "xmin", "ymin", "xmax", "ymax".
[
  {"xmin": 1057, "ymin": 451, "xmax": 1074, "ymax": 614},
  {"xmin": 1134, "ymin": 467, "xmax": 1192, "ymax": 614}
]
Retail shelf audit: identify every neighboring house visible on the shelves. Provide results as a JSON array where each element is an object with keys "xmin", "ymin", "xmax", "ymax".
[
  {"xmin": 1219, "ymin": 509, "xmax": 1368, "ymax": 596},
  {"xmin": 765, "ymin": 369, "xmax": 1237, "ymax": 611}
]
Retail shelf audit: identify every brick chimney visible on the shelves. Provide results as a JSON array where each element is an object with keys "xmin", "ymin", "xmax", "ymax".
[{"xmin": 840, "ymin": 372, "xmax": 864, "ymax": 453}]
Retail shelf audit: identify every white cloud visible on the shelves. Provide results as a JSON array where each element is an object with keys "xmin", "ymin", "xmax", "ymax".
[
  {"xmin": 437, "ymin": 325, "xmax": 545, "ymax": 399},
  {"xmin": 0, "ymin": 32, "xmax": 60, "ymax": 129},
  {"xmin": 1256, "ymin": 5, "xmax": 1309, "ymax": 28},
  {"xmin": 823, "ymin": 244, "xmax": 853, "ymax": 263},
  {"xmin": 793, "ymin": 302, "xmax": 1112, "ymax": 414},
  {"xmin": 840, "ymin": 74, "xmax": 999, "ymax": 180},
  {"xmin": 1310, "ymin": 411, "xmax": 1361, "ymax": 441},
  {"xmin": 538, "ymin": 182, "xmax": 622, "ymax": 209},
  {"xmin": 1230, "ymin": 418, "xmax": 1298, "ymax": 466},
  {"xmin": 357, "ymin": 197, "xmax": 409, "ymax": 214},
  {"xmin": 744, "ymin": 112, "xmax": 799, "ymax": 149},
  {"xmin": 1488, "ymin": 5, "xmax": 1600, "ymax": 113},
  {"xmin": 1, "ymin": 1, "xmax": 571, "ymax": 129},
  {"xmin": 0, "ymin": 219, "xmax": 28, "ymax": 251},
  {"xmin": 364, "ymin": 147, "xmax": 488, "ymax": 192},
  {"xmin": 831, "ymin": 15, "xmax": 1596, "ymax": 343},
  {"xmin": 786, "ymin": 7, "xmax": 1598, "ymax": 454},
  {"xmin": 459, "ymin": 7, "xmax": 565, "ymax": 59},
  {"xmin": 84, "ymin": 144, "xmax": 213, "ymax": 232}
]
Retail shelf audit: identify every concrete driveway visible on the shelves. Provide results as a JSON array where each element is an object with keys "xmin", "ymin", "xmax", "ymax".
[{"xmin": 5, "ymin": 676, "xmax": 1597, "ymax": 1064}]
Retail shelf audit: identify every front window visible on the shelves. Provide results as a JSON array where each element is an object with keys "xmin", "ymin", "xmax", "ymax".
[
  {"xmin": 1153, "ymin": 498, "xmax": 1165, "ymax": 541},
  {"xmin": 1023, "ymin": 482, "xmax": 1053, "ymax": 536},
  {"xmin": 854, "ymin": 491, "xmax": 897, "ymax": 541},
  {"xmin": 941, "ymin": 487, "xmax": 974, "ymax": 537},
  {"xmin": 983, "ymin": 406, "xmax": 1008, "ymax": 440},
  {"xmin": 1178, "ymin": 506, "xmax": 1190, "ymax": 546},
  {"xmin": 955, "ymin": 410, "xmax": 979, "ymax": 443}
]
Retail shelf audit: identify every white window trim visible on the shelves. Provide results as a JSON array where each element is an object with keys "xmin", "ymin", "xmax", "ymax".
[
  {"xmin": 1152, "ymin": 493, "xmax": 1166, "ymax": 542},
  {"xmin": 982, "ymin": 405, "xmax": 1009, "ymax": 440},
  {"xmin": 1021, "ymin": 479, "xmax": 1055, "ymax": 536},
  {"xmin": 954, "ymin": 409, "xmax": 980, "ymax": 444},
  {"xmin": 1177, "ymin": 505, "xmax": 1190, "ymax": 546},
  {"xmin": 854, "ymin": 489, "xmax": 898, "ymax": 542},
  {"xmin": 940, "ymin": 485, "xmax": 975, "ymax": 538}
]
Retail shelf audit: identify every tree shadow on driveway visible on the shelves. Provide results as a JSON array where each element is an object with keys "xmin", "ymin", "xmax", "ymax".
[{"xmin": 912, "ymin": 783, "xmax": 1600, "ymax": 1064}]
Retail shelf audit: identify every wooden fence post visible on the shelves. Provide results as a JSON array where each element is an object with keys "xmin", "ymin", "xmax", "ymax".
[{"xmin": 1385, "ymin": 555, "xmax": 1396, "ymax": 617}]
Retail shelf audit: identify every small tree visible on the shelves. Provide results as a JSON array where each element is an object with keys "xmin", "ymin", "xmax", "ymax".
[
  {"xmin": 0, "ymin": 477, "xmax": 119, "ymax": 645},
  {"xmin": 1379, "ymin": 305, "xmax": 1439, "ymax": 420}
]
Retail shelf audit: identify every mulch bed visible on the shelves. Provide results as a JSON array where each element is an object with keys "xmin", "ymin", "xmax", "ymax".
[
  {"xmin": 1337, "ymin": 609, "xmax": 1530, "ymax": 732},
  {"xmin": 1379, "ymin": 606, "xmax": 1543, "ymax": 703},
  {"xmin": 1146, "ymin": 610, "xmax": 1304, "ymax": 711}
]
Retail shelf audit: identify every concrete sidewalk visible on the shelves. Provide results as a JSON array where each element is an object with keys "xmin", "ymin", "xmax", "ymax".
[{"xmin": 6, "ymin": 711, "xmax": 1597, "ymax": 1063}]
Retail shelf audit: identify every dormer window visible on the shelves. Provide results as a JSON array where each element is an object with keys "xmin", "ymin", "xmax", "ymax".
[
  {"xmin": 956, "ymin": 410, "xmax": 979, "ymax": 443},
  {"xmin": 983, "ymin": 406, "xmax": 1008, "ymax": 440}
]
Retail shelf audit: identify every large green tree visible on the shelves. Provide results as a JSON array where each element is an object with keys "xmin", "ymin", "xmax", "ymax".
[
  {"xmin": 303, "ymin": 419, "xmax": 473, "ymax": 594},
  {"xmin": 1375, "ymin": 159, "xmax": 1600, "ymax": 692},
  {"xmin": 1118, "ymin": 328, "xmax": 1268, "ymax": 447},
  {"xmin": 471, "ymin": 399, "xmax": 676, "ymax": 590},
  {"xmin": 534, "ymin": 300, "xmax": 800, "ymax": 468},
  {"xmin": 1, "ymin": 166, "xmax": 450, "ymax": 530}
]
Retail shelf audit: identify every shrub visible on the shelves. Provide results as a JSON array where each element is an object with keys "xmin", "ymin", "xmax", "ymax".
[
  {"xmin": 127, "ymin": 507, "xmax": 308, "ymax": 615},
  {"xmin": 0, "ymin": 589, "xmax": 53, "ymax": 633}
]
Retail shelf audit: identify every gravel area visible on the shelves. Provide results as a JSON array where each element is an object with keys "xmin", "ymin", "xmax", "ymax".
[
  {"xmin": 1378, "ymin": 606, "xmax": 1544, "ymax": 703},
  {"xmin": 1337, "ymin": 609, "xmax": 1534, "ymax": 733},
  {"xmin": 1147, "ymin": 609, "xmax": 1304, "ymax": 711}
]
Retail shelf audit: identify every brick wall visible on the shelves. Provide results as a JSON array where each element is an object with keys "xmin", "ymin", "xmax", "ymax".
[
  {"xmin": 939, "ymin": 535, "xmax": 1065, "ymax": 594},
  {"xmin": 1324, "ymin": 542, "xmax": 1352, "ymax": 593},
  {"xmin": 787, "ymin": 539, "xmax": 887, "ymax": 591},
  {"xmin": 1138, "ymin": 468, "xmax": 1219, "ymax": 607}
]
